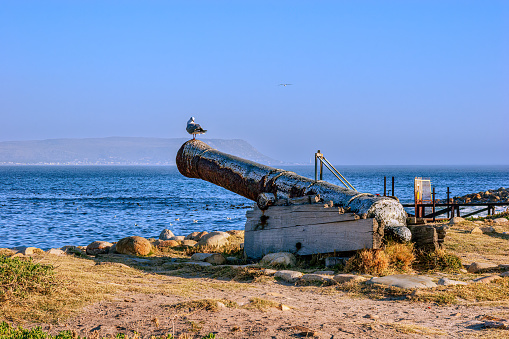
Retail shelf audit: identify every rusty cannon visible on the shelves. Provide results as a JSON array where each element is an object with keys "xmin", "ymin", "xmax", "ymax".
[{"xmin": 176, "ymin": 139, "xmax": 410, "ymax": 258}]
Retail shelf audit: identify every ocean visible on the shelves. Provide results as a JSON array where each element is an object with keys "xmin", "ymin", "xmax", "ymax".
[{"xmin": 0, "ymin": 165, "xmax": 508, "ymax": 250}]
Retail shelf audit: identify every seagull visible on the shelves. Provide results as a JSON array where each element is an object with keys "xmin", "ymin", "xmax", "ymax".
[
  {"xmin": 186, "ymin": 117, "xmax": 207, "ymax": 139},
  {"xmin": 279, "ymin": 84, "xmax": 292, "ymax": 86}
]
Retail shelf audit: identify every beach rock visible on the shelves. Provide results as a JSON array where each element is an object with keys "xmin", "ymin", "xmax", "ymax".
[
  {"xmin": 196, "ymin": 232, "xmax": 230, "ymax": 247},
  {"xmin": 278, "ymin": 304, "xmax": 291, "ymax": 311},
  {"xmin": 204, "ymin": 253, "xmax": 226, "ymax": 265},
  {"xmin": 468, "ymin": 262, "xmax": 498, "ymax": 273},
  {"xmin": 274, "ymin": 270, "xmax": 303, "ymax": 283},
  {"xmin": 169, "ymin": 236, "xmax": 185, "ymax": 241},
  {"xmin": 86, "ymin": 241, "xmax": 113, "ymax": 255},
  {"xmin": 13, "ymin": 247, "xmax": 41, "ymax": 255},
  {"xmin": 367, "ymin": 274, "xmax": 437, "ymax": 289},
  {"xmin": 333, "ymin": 274, "xmax": 367, "ymax": 283},
  {"xmin": 186, "ymin": 231, "xmax": 208, "ymax": 241},
  {"xmin": 159, "ymin": 229, "xmax": 175, "ymax": 240},
  {"xmin": 47, "ymin": 248, "xmax": 66, "ymax": 256},
  {"xmin": 449, "ymin": 217, "xmax": 465, "ymax": 225},
  {"xmin": 481, "ymin": 226, "xmax": 495, "ymax": 233},
  {"xmin": 108, "ymin": 244, "xmax": 117, "ymax": 253},
  {"xmin": 313, "ymin": 270, "xmax": 335, "ymax": 275},
  {"xmin": 499, "ymin": 264, "xmax": 509, "ymax": 271},
  {"xmin": 470, "ymin": 227, "xmax": 483, "ymax": 235},
  {"xmin": 157, "ymin": 240, "xmax": 180, "ymax": 248},
  {"xmin": 494, "ymin": 218, "xmax": 509, "ymax": 224},
  {"xmin": 473, "ymin": 275, "xmax": 502, "ymax": 284},
  {"xmin": 437, "ymin": 278, "xmax": 468, "ymax": 286},
  {"xmin": 116, "ymin": 236, "xmax": 152, "ymax": 256},
  {"xmin": 300, "ymin": 274, "xmax": 335, "ymax": 284},
  {"xmin": 190, "ymin": 253, "xmax": 213, "ymax": 261},
  {"xmin": 262, "ymin": 269, "xmax": 277, "ymax": 275},
  {"xmin": 260, "ymin": 252, "xmax": 296, "ymax": 267},
  {"xmin": 182, "ymin": 240, "xmax": 197, "ymax": 247},
  {"xmin": 226, "ymin": 230, "xmax": 244, "ymax": 237}
]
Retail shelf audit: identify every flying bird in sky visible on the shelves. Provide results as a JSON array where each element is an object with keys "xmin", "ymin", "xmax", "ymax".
[
  {"xmin": 279, "ymin": 83, "xmax": 292, "ymax": 86},
  {"xmin": 186, "ymin": 117, "xmax": 207, "ymax": 139}
]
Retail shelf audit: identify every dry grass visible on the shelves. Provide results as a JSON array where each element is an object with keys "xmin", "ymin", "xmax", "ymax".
[
  {"xmin": 382, "ymin": 322, "xmax": 446, "ymax": 335},
  {"xmin": 344, "ymin": 249, "xmax": 389, "ymax": 276},
  {"xmin": 0, "ymin": 253, "xmax": 244, "ymax": 324},
  {"xmin": 414, "ymin": 248, "xmax": 463, "ymax": 272},
  {"xmin": 243, "ymin": 297, "xmax": 280, "ymax": 311},
  {"xmin": 344, "ymin": 242, "xmax": 415, "ymax": 276},
  {"xmin": 166, "ymin": 298, "xmax": 237, "ymax": 313},
  {"xmin": 445, "ymin": 226, "xmax": 509, "ymax": 265}
]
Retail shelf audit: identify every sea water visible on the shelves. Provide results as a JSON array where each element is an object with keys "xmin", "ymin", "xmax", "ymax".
[{"xmin": 0, "ymin": 165, "xmax": 507, "ymax": 249}]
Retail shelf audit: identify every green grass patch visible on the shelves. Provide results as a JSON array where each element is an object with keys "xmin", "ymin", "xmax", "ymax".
[{"xmin": 0, "ymin": 255, "xmax": 55, "ymax": 301}]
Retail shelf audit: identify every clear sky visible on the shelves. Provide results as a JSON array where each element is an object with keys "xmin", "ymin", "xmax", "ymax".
[{"xmin": 1, "ymin": 1, "xmax": 508, "ymax": 165}]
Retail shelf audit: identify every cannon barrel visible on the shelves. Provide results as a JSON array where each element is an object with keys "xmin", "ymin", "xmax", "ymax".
[{"xmin": 176, "ymin": 140, "xmax": 408, "ymax": 233}]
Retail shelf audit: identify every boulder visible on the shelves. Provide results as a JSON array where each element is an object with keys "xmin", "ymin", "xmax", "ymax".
[
  {"xmin": 196, "ymin": 232, "xmax": 230, "ymax": 247},
  {"xmin": 13, "ymin": 247, "xmax": 41, "ymax": 255},
  {"xmin": 367, "ymin": 274, "xmax": 437, "ymax": 289},
  {"xmin": 116, "ymin": 236, "xmax": 152, "ymax": 256},
  {"xmin": 333, "ymin": 274, "xmax": 367, "ymax": 283},
  {"xmin": 204, "ymin": 253, "xmax": 226, "ymax": 265},
  {"xmin": 158, "ymin": 240, "xmax": 180, "ymax": 248},
  {"xmin": 449, "ymin": 217, "xmax": 465, "ymax": 225},
  {"xmin": 437, "ymin": 278, "xmax": 468, "ymax": 286},
  {"xmin": 274, "ymin": 270, "xmax": 303, "ymax": 283},
  {"xmin": 313, "ymin": 270, "xmax": 335, "ymax": 275},
  {"xmin": 86, "ymin": 241, "xmax": 113, "ymax": 255},
  {"xmin": 182, "ymin": 240, "xmax": 197, "ymax": 247},
  {"xmin": 190, "ymin": 253, "xmax": 213, "ymax": 261},
  {"xmin": 260, "ymin": 252, "xmax": 296, "ymax": 267},
  {"xmin": 169, "ymin": 236, "xmax": 185, "ymax": 241},
  {"xmin": 494, "ymin": 218, "xmax": 509, "ymax": 224},
  {"xmin": 468, "ymin": 262, "xmax": 498, "ymax": 273},
  {"xmin": 47, "ymin": 248, "xmax": 66, "ymax": 256},
  {"xmin": 473, "ymin": 275, "xmax": 502, "ymax": 284},
  {"xmin": 481, "ymin": 227, "xmax": 495, "ymax": 233},
  {"xmin": 159, "ymin": 229, "xmax": 175, "ymax": 240},
  {"xmin": 186, "ymin": 231, "xmax": 209, "ymax": 241},
  {"xmin": 470, "ymin": 227, "xmax": 483, "ymax": 235},
  {"xmin": 300, "ymin": 274, "xmax": 335, "ymax": 284}
]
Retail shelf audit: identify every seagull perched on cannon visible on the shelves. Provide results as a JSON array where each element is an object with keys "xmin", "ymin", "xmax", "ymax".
[{"xmin": 186, "ymin": 117, "xmax": 207, "ymax": 139}]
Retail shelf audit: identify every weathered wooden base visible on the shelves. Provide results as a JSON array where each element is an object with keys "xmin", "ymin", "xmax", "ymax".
[{"xmin": 244, "ymin": 203, "xmax": 383, "ymax": 259}]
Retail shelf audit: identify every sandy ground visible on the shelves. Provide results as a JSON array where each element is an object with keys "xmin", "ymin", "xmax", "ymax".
[{"xmin": 38, "ymin": 275, "xmax": 509, "ymax": 339}]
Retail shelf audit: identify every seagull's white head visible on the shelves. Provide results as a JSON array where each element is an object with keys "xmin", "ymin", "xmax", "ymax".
[{"xmin": 188, "ymin": 117, "xmax": 195, "ymax": 123}]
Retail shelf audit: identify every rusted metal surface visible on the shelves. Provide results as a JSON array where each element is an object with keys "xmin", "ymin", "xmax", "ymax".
[{"xmin": 176, "ymin": 140, "xmax": 409, "ymax": 235}]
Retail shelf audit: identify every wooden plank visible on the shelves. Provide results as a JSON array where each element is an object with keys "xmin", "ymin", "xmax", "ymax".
[
  {"xmin": 245, "ymin": 207, "xmax": 359, "ymax": 232},
  {"xmin": 244, "ymin": 218, "xmax": 380, "ymax": 259}
]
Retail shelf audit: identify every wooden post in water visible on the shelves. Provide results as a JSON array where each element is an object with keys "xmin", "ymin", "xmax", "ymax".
[
  {"xmin": 432, "ymin": 187, "xmax": 436, "ymax": 222},
  {"xmin": 446, "ymin": 187, "xmax": 450, "ymax": 218}
]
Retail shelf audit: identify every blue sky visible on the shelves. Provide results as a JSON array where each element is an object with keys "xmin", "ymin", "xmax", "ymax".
[{"xmin": 1, "ymin": 1, "xmax": 508, "ymax": 164}]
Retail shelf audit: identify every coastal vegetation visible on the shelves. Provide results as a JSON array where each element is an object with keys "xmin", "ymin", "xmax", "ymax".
[{"xmin": 1, "ymin": 212, "xmax": 508, "ymax": 337}]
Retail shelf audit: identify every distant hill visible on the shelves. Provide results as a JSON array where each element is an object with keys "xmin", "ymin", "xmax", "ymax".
[{"xmin": 0, "ymin": 137, "xmax": 284, "ymax": 166}]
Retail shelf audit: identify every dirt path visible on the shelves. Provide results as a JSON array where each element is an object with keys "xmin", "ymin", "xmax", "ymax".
[{"xmin": 42, "ymin": 277, "xmax": 508, "ymax": 338}]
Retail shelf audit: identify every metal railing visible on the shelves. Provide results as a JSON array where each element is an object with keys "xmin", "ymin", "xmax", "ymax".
[{"xmin": 314, "ymin": 150, "xmax": 356, "ymax": 191}]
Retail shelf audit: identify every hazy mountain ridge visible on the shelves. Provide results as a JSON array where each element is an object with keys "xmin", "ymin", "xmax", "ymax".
[{"xmin": 0, "ymin": 137, "xmax": 284, "ymax": 166}]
